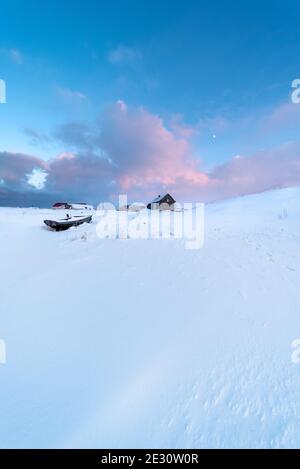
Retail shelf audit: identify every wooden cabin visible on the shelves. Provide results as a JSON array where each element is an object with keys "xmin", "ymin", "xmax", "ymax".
[{"xmin": 147, "ymin": 193, "xmax": 176, "ymax": 210}]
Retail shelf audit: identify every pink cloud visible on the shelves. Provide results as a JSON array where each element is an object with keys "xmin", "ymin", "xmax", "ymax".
[
  {"xmin": 99, "ymin": 102, "xmax": 208, "ymax": 193},
  {"xmin": 260, "ymin": 101, "xmax": 300, "ymax": 133},
  {"xmin": 205, "ymin": 143, "xmax": 300, "ymax": 201}
]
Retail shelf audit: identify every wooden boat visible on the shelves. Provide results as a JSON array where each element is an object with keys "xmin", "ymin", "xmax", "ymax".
[{"xmin": 44, "ymin": 214, "xmax": 92, "ymax": 231}]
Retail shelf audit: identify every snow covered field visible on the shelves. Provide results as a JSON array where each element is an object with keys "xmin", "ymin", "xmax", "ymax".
[{"xmin": 0, "ymin": 187, "xmax": 300, "ymax": 448}]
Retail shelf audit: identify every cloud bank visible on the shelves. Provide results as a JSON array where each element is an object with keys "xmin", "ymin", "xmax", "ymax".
[{"xmin": 1, "ymin": 101, "xmax": 300, "ymax": 206}]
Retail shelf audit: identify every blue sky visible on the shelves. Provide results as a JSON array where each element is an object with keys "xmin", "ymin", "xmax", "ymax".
[{"xmin": 1, "ymin": 0, "xmax": 300, "ymax": 205}]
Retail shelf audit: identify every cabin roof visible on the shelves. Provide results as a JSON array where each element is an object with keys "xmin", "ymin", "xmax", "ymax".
[{"xmin": 150, "ymin": 193, "xmax": 175, "ymax": 204}]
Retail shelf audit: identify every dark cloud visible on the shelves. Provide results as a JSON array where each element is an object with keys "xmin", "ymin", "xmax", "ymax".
[
  {"xmin": 23, "ymin": 128, "xmax": 51, "ymax": 146},
  {"xmin": 47, "ymin": 152, "xmax": 113, "ymax": 200},
  {"xmin": 54, "ymin": 122, "xmax": 95, "ymax": 152},
  {"xmin": 0, "ymin": 151, "xmax": 47, "ymax": 190}
]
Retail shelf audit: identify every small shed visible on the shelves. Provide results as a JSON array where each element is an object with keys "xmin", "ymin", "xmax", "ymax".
[
  {"xmin": 147, "ymin": 193, "xmax": 176, "ymax": 210},
  {"xmin": 52, "ymin": 202, "xmax": 72, "ymax": 209}
]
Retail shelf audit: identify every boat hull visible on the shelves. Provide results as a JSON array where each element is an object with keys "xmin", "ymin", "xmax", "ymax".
[{"xmin": 44, "ymin": 215, "xmax": 92, "ymax": 231}]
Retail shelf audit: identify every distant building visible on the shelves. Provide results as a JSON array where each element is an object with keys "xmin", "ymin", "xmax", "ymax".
[
  {"xmin": 52, "ymin": 202, "xmax": 93, "ymax": 210},
  {"xmin": 52, "ymin": 202, "xmax": 72, "ymax": 209},
  {"xmin": 147, "ymin": 193, "xmax": 176, "ymax": 210}
]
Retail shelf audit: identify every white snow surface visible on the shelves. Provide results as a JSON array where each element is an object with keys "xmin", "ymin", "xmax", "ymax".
[{"xmin": 0, "ymin": 187, "xmax": 300, "ymax": 448}]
